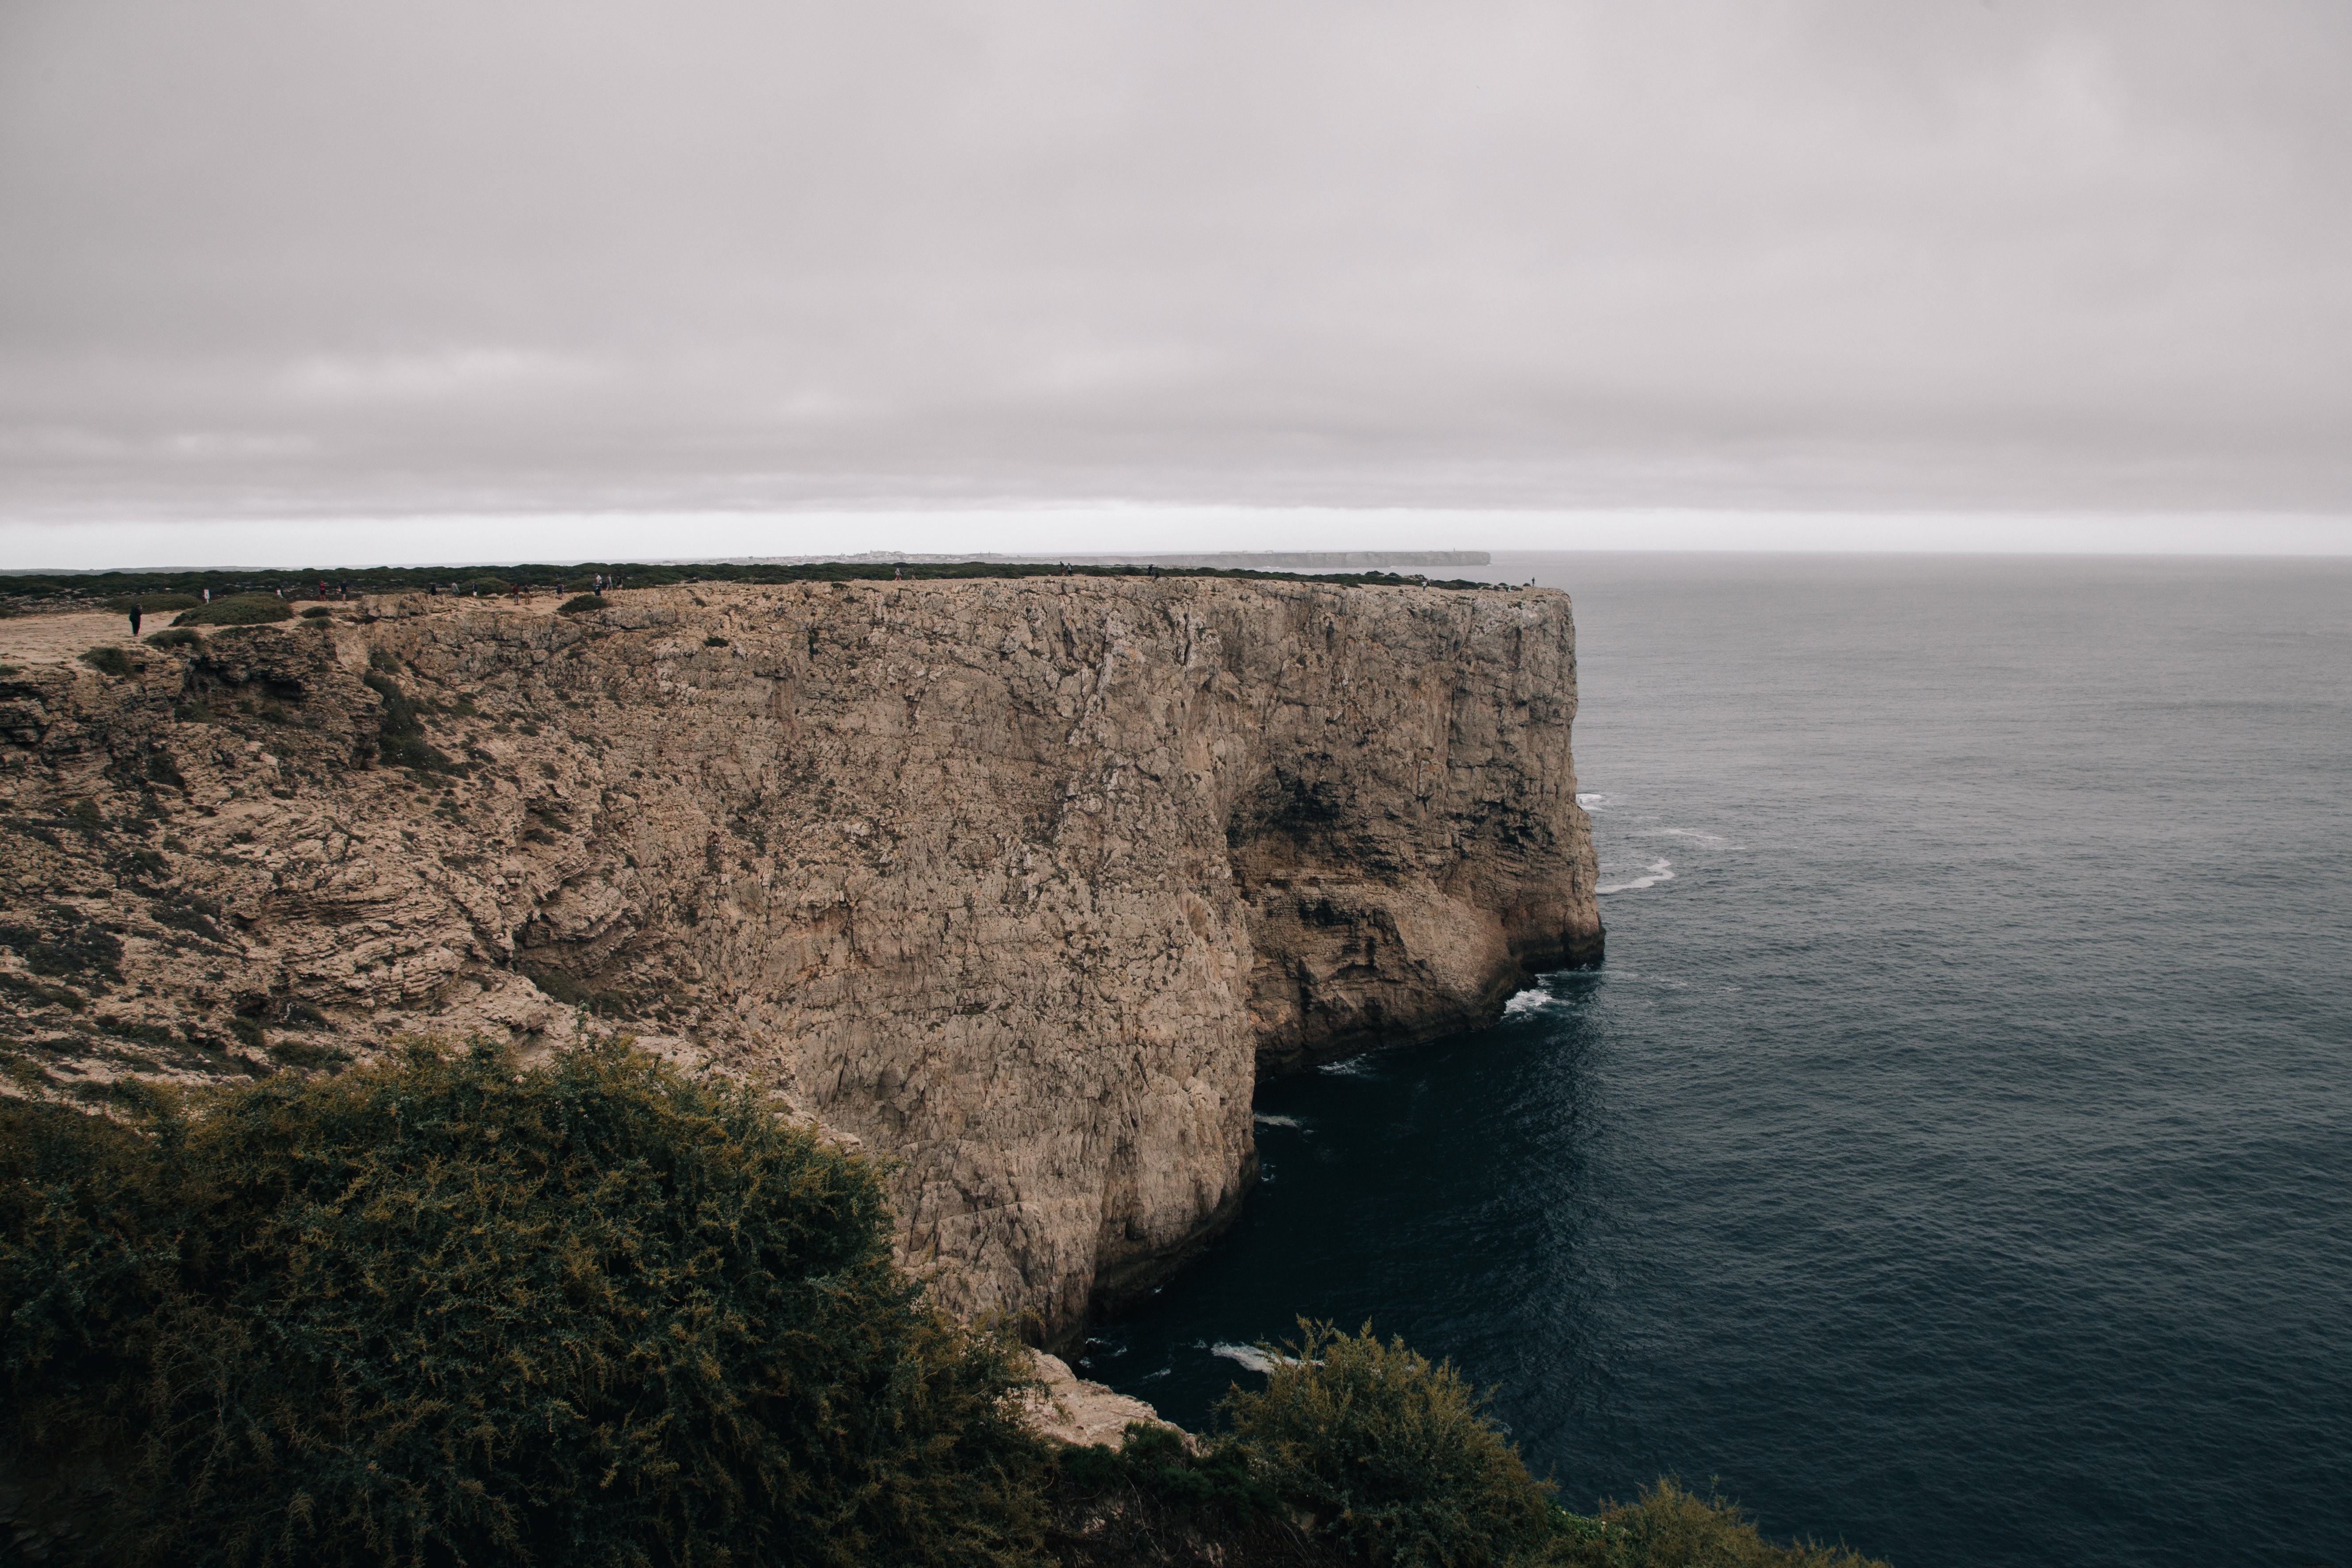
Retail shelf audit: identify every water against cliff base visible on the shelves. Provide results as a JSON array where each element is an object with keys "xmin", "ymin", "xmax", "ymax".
[{"xmin": 1094, "ymin": 553, "xmax": 2352, "ymax": 1568}]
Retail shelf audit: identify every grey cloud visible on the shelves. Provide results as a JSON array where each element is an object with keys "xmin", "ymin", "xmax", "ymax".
[{"xmin": 1, "ymin": 0, "xmax": 2348, "ymax": 526}]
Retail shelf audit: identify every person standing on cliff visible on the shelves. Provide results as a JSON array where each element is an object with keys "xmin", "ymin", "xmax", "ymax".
[{"xmin": 127, "ymin": 603, "xmax": 142, "ymax": 637}]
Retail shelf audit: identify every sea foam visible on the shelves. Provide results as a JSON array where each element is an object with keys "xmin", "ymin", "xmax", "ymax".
[
  {"xmin": 1597, "ymin": 857, "xmax": 1675, "ymax": 894},
  {"xmin": 1211, "ymin": 1341, "xmax": 1281, "ymax": 1374}
]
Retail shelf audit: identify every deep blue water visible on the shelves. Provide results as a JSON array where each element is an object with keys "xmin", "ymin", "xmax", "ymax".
[{"xmin": 1093, "ymin": 553, "xmax": 2352, "ymax": 1568}]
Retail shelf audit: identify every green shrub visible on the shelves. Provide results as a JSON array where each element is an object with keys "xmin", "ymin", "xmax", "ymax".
[
  {"xmin": 1554, "ymin": 1481, "xmax": 1888, "ymax": 1568},
  {"xmin": 462, "ymin": 576, "xmax": 512, "ymax": 596},
  {"xmin": 361, "ymin": 670, "xmax": 453, "ymax": 772},
  {"xmin": 0, "ymin": 1037, "xmax": 1052, "ymax": 1568},
  {"xmin": 558, "ymin": 593, "xmax": 610, "ymax": 615},
  {"xmin": 1044, "ymin": 1423, "xmax": 1296, "ymax": 1568},
  {"xmin": 143, "ymin": 627, "xmax": 201, "ymax": 650},
  {"xmin": 171, "ymin": 595, "xmax": 291, "ymax": 628},
  {"xmin": 1060, "ymin": 1423, "xmax": 1276, "ymax": 1522},
  {"xmin": 105, "ymin": 594, "xmax": 201, "ymax": 614},
  {"xmin": 76, "ymin": 646, "xmax": 138, "ymax": 678},
  {"xmin": 263, "ymin": 1035, "xmax": 351, "ymax": 1072},
  {"xmin": 1218, "ymin": 1322, "xmax": 1556, "ymax": 1568},
  {"xmin": 298, "ymin": 605, "xmax": 332, "ymax": 619}
]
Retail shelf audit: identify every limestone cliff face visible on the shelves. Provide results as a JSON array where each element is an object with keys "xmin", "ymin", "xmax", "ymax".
[{"xmin": 0, "ymin": 578, "xmax": 1597, "ymax": 1342}]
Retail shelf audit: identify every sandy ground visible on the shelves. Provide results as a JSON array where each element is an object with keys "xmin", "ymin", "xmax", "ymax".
[{"xmin": 0, "ymin": 609, "xmax": 151, "ymax": 668}]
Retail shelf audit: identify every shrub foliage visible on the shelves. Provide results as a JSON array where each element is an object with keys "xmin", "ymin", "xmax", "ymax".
[
  {"xmin": 1554, "ymin": 1481, "xmax": 1888, "ymax": 1568},
  {"xmin": 1217, "ymin": 1322, "xmax": 1556, "ymax": 1568},
  {"xmin": 0, "ymin": 1038, "xmax": 1050, "ymax": 1568},
  {"xmin": 361, "ymin": 670, "xmax": 454, "ymax": 773},
  {"xmin": 558, "ymin": 593, "xmax": 610, "ymax": 615},
  {"xmin": 172, "ymin": 595, "xmax": 293, "ymax": 628}
]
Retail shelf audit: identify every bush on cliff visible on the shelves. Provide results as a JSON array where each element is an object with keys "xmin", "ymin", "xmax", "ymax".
[
  {"xmin": 361, "ymin": 669, "xmax": 454, "ymax": 772},
  {"xmin": 0, "ymin": 1037, "xmax": 1051, "ymax": 1568},
  {"xmin": 558, "ymin": 592, "xmax": 610, "ymax": 615},
  {"xmin": 1184, "ymin": 1328, "xmax": 1891, "ymax": 1568},
  {"xmin": 1216, "ymin": 1322, "xmax": 1556, "ymax": 1568},
  {"xmin": 1551, "ymin": 1481, "xmax": 1887, "ymax": 1568},
  {"xmin": 171, "ymin": 594, "xmax": 292, "ymax": 627}
]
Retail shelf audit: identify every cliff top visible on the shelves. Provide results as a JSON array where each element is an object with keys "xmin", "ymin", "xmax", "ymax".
[{"xmin": 0, "ymin": 557, "xmax": 1523, "ymax": 616}]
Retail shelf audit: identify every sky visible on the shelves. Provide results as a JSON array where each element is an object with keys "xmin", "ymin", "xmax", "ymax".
[{"xmin": 3, "ymin": 0, "xmax": 2348, "ymax": 565}]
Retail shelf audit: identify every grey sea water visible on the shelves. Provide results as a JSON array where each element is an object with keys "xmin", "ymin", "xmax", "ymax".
[{"xmin": 1092, "ymin": 553, "xmax": 2352, "ymax": 1568}]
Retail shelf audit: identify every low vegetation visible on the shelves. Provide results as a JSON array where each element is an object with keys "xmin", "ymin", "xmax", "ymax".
[
  {"xmin": 75, "ymin": 646, "xmax": 138, "ymax": 678},
  {"xmin": 0, "ymin": 1038, "xmax": 1050, "ymax": 1567},
  {"xmin": 0, "ymin": 1042, "xmax": 1887, "ymax": 1568},
  {"xmin": 1221, "ymin": 1322, "xmax": 1557, "ymax": 1566},
  {"xmin": 170, "ymin": 594, "xmax": 292, "ymax": 627},
  {"xmin": 4, "ymin": 559, "xmax": 1503, "ymax": 616},
  {"xmin": 361, "ymin": 669, "xmax": 454, "ymax": 772},
  {"xmin": 558, "ymin": 592, "xmax": 611, "ymax": 614}
]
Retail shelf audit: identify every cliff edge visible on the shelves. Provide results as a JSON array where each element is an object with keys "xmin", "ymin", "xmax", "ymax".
[{"xmin": 0, "ymin": 576, "xmax": 1598, "ymax": 1344}]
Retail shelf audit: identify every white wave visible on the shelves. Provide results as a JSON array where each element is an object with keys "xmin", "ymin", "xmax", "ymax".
[
  {"xmin": 1253, "ymin": 1112, "xmax": 1305, "ymax": 1129},
  {"xmin": 1576, "ymin": 792, "xmax": 1609, "ymax": 808},
  {"xmin": 1597, "ymin": 857, "xmax": 1674, "ymax": 894},
  {"xmin": 1502, "ymin": 988, "xmax": 1560, "ymax": 1016},
  {"xmin": 1211, "ymin": 1341, "xmax": 1284, "ymax": 1374},
  {"xmin": 1643, "ymin": 826, "xmax": 1734, "ymax": 848},
  {"xmin": 1316, "ymin": 1057, "xmax": 1377, "ymax": 1077}
]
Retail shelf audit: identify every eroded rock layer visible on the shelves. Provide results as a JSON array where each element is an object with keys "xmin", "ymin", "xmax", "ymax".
[{"xmin": 0, "ymin": 577, "xmax": 1598, "ymax": 1342}]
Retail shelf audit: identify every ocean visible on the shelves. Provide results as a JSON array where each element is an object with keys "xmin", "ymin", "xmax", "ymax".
[{"xmin": 1090, "ymin": 552, "xmax": 2352, "ymax": 1568}]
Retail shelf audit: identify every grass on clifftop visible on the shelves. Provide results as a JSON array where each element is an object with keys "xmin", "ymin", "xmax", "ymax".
[
  {"xmin": 0, "ymin": 1042, "xmax": 1887, "ymax": 1568},
  {"xmin": 4, "ymin": 560, "xmax": 1505, "ymax": 613},
  {"xmin": 169, "ymin": 593, "xmax": 293, "ymax": 627}
]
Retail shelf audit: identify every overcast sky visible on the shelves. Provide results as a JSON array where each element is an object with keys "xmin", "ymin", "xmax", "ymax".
[{"xmin": 3, "ymin": 0, "xmax": 2348, "ymax": 562}]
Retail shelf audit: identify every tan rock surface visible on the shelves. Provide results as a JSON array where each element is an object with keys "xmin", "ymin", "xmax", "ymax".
[
  {"xmin": 0, "ymin": 576, "xmax": 1598, "ymax": 1344},
  {"xmin": 1021, "ymin": 1349, "xmax": 1184, "ymax": 1448}
]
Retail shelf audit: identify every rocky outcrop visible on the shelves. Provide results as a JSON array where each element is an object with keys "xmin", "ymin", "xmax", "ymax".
[
  {"xmin": 1021, "ymin": 1350, "xmax": 1186, "ymax": 1448},
  {"xmin": 0, "ymin": 577, "xmax": 1598, "ymax": 1345}
]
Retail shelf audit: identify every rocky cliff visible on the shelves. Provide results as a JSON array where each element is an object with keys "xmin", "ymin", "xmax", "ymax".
[{"xmin": 0, "ymin": 576, "xmax": 1598, "ymax": 1344}]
